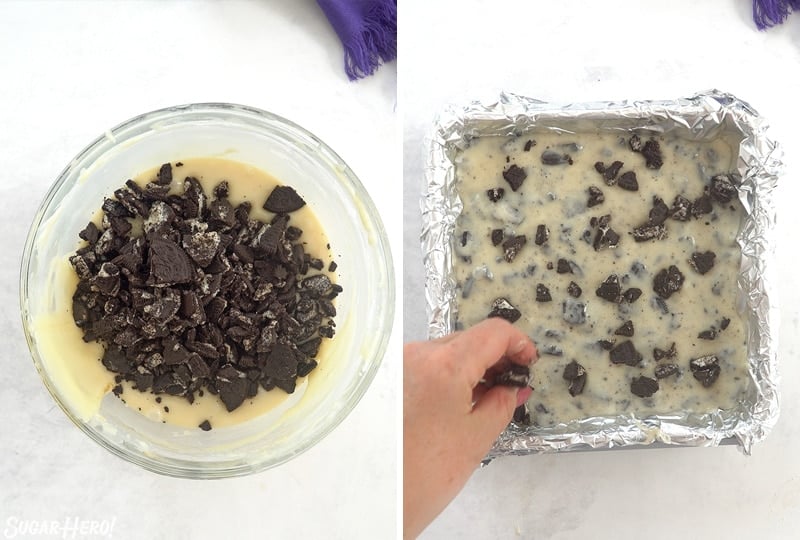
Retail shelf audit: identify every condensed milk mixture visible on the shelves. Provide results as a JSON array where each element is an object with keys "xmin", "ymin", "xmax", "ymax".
[{"xmin": 453, "ymin": 131, "xmax": 750, "ymax": 426}]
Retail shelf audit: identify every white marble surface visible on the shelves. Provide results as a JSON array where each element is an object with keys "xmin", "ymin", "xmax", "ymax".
[
  {"xmin": 0, "ymin": 1, "xmax": 398, "ymax": 539},
  {"xmin": 403, "ymin": 1, "xmax": 800, "ymax": 538}
]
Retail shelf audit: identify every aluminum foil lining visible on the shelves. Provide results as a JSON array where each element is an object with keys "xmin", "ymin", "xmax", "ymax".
[{"xmin": 421, "ymin": 90, "xmax": 781, "ymax": 455}]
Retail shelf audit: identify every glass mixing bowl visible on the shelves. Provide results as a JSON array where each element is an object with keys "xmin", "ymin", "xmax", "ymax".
[{"xmin": 20, "ymin": 103, "xmax": 394, "ymax": 478}]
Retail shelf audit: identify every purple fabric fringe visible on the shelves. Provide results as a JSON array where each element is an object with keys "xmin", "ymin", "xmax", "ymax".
[
  {"xmin": 317, "ymin": 0, "xmax": 397, "ymax": 80},
  {"xmin": 754, "ymin": 0, "xmax": 800, "ymax": 29}
]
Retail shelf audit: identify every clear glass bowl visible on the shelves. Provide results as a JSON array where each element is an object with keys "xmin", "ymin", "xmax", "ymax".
[{"xmin": 20, "ymin": 103, "xmax": 394, "ymax": 478}]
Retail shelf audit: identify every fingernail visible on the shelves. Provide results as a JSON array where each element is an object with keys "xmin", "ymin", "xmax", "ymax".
[
  {"xmin": 516, "ymin": 386, "xmax": 532, "ymax": 407},
  {"xmin": 510, "ymin": 339, "xmax": 527, "ymax": 355}
]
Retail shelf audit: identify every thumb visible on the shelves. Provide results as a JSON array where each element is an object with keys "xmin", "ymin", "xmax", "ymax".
[{"xmin": 469, "ymin": 386, "xmax": 531, "ymax": 449}]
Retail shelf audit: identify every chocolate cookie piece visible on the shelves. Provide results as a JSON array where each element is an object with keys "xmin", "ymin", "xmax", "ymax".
[
  {"xmin": 487, "ymin": 187, "xmax": 505, "ymax": 202},
  {"xmin": 502, "ymin": 164, "xmax": 527, "ymax": 191},
  {"xmin": 610, "ymin": 340, "xmax": 642, "ymax": 366},
  {"xmin": 494, "ymin": 364, "xmax": 530, "ymax": 388},
  {"xmin": 649, "ymin": 196, "xmax": 670, "ymax": 225},
  {"xmin": 587, "ymin": 186, "xmax": 605, "ymax": 207},
  {"xmin": 148, "ymin": 238, "xmax": 195, "ymax": 286},
  {"xmin": 710, "ymin": 174, "xmax": 738, "ymax": 204},
  {"xmin": 632, "ymin": 224, "xmax": 667, "ymax": 242},
  {"xmin": 622, "ymin": 288, "xmax": 642, "ymax": 304},
  {"xmin": 669, "ymin": 195, "xmax": 692, "ymax": 221},
  {"xmin": 617, "ymin": 171, "xmax": 639, "ymax": 191},
  {"xmin": 535, "ymin": 224, "xmax": 550, "ymax": 246},
  {"xmin": 689, "ymin": 250, "xmax": 716, "ymax": 275},
  {"xmin": 598, "ymin": 339, "xmax": 616, "ymax": 351},
  {"xmin": 628, "ymin": 134, "xmax": 643, "ymax": 152},
  {"xmin": 596, "ymin": 274, "xmax": 622, "ymax": 303},
  {"xmin": 541, "ymin": 150, "xmax": 572, "ymax": 166},
  {"xmin": 654, "ymin": 363, "xmax": 679, "ymax": 379},
  {"xmin": 556, "ymin": 258, "xmax": 573, "ymax": 274},
  {"xmin": 491, "ymin": 229, "xmax": 504, "ymax": 246},
  {"xmin": 591, "ymin": 215, "xmax": 620, "ymax": 251},
  {"xmin": 263, "ymin": 185, "xmax": 306, "ymax": 213},
  {"xmin": 523, "ymin": 139, "xmax": 536, "ymax": 152},
  {"xmin": 641, "ymin": 139, "xmax": 663, "ymax": 170},
  {"xmin": 502, "ymin": 235, "xmax": 527, "ymax": 263},
  {"xmin": 488, "ymin": 298, "xmax": 521, "ymax": 323},
  {"xmin": 614, "ymin": 320, "xmax": 634, "ymax": 337},
  {"xmin": 562, "ymin": 360, "xmax": 587, "ymax": 396},
  {"xmin": 698, "ymin": 328, "xmax": 717, "ymax": 340},
  {"xmin": 567, "ymin": 281, "xmax": 582, "ymax": 298},
  {"xmin": 536, "ymin": 284, "xmax": 552, "ymax": 302},
  {"xmin": 689, "ymin": 355, "xmax": 721, "ymax": 387},
  {"xmin": 653, "ymin": 342, "xmax": 677, "ymax": 361},
  {"xmin": 653, "ymin": 265, "xmax": 684, "ymax": 299},
  {"xmin": 692, "ymin": 193, "xmax": 713, "ymax": 218},
  {"xmin": 601, "ymin": 161, "xmax": 624, "ymax": 185},
  {"xmin": 513, "ymin": 405, "xmax": 531, "ymax": 425},
  {"xmin": 198, "ymin": 420, "xmax": 212, "ymax": 431},
  {"xmin": 630, "ymin": 376, "xmax": 659, "ymax": 397}
]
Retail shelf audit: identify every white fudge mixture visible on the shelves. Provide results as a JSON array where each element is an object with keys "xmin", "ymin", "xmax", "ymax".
[{"xmin": 453, "ymin": 131, "xmax": 749, "ymax": 427}]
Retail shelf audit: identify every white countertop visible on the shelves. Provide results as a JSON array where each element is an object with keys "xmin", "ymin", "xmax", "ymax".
[
  {"xmin": 402, "ymin": 1, "xmax": 800, "ymax": 538},
  {"xmin": 0, "ymin": 1, "xmax": 398, "ymax": 539}
]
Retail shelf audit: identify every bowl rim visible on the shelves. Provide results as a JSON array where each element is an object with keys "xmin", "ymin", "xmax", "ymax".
[{"xmin": 19, "ymin": 102, "xmax": 395, "ymax": 478}]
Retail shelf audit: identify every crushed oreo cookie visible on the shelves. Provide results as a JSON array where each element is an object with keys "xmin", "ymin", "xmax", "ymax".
[
  {"xmin": 536, "ymin": 284, "xmax": 552, "ymax": 302},
  {"xmin": 523, "ymin": 139, "xmax": 536, "ymax": 152},
  {"xmin": 494, "ymin": 364, "xmax": 530, "ymax": 388},
  {"xmin": 617, "ymin": 171, "xmax": 639, "ymax": 191},
  {"xmin": 709, "ymin": 174, "xmax": 738, "ymax": 204},
  {"xmin": 535, "ymin": 224, "xmax": 550, "ymax": 246},
  {"xmin": 491, "ymin": 229, "xmax": 504, "ymax": 246},
  {"xmin": 70, "ymin": 163, "xmax": 339, "ymax": 415},
  {"xmin": 567, "ymin": 281, "xmax": 582, "ymax": 298},
  {"xmin": 648, "ymin": 196, "xmax": 670, "ymax": 225},
  {"xmin": 487, "ymin": 187, "xmax": 505, "ymax": 202},
  {"xmin": 502, "ymin": 235, "xmax": 527, "ymax": 263},
  {"xmin": 654, "ymin": 363, "xmax": 679, "ymax": 379},
  {"xmin": 590, "ymin": 214, "xmax": 620, "ymax": 251},
  {"xmin": 594, "ymin": 160, "xmax": 624, "ymax": 186},
  {"xmin": 587, "ymin": 186, "xmax": 605, "ymax": 207},
  {"xmin": 698, "ymin": 328, "xmax": 717, "ymax": 340},
  {"xmin": 556, "ymin": 258, "xmax": 573, "ymax": 274},
  {"xmin": 653, "ymin": 342, "xmax": 677, "ymax": 361},
  {"xmin": 621, "ymin": 288, "xmax": 642, "ymax": 304},
  {"xmin": 689, "ymin": 250, "xmax": 716, "ymax": 275},
  {"xmin": 629, "ymin": 136, "xmax": 663, "ymax": 170},
  {"xmin": 653, "ymin": 265, "xmax": 685, "ymax": 299},
  {"xmin": 562, "ymin": 360, "xmax": 587, "ymax": 396},
  {"xmin": 692, "ymin": 192, "xmax": 713, "ymax": 218},
  {"xmin": 669, "ymin": 195, "xmax": 692, "ymax": 221},
  {"xmin": 598, "ymin": 339, "xmax": 616, "ymax": 351},
  {"xmin": 502, "ymin": 164, "xmax": 527, "ymax": 191},
  {"xmin": 630, "ymin": 375, "xmax": 659, "ymax": 397},
  {"xmin": 596, "ymin": 274, "xmax": 622, "ymax": 303},
  {"xmin": 614, "ymin": 320, "xmax": 634, "ymax": 337},
  {"xmin": 689, "ymin": 355, "xmax": 721, "ymax": 388},
  {"xmin": 609, "ymin": 340, "xmax": 643, "ymax": 366},
  {"xmin": 632, "ymin": 224, "xmax": 667, "ymax": 242},
  {"xmin": 488, "ymin": 297, "xmax": 521, "ymax": 323}
]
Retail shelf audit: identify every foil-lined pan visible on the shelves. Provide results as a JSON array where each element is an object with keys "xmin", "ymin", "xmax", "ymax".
[{"xmin": 421, "ymin": 90, "xmax": 781, "ymax": 455}]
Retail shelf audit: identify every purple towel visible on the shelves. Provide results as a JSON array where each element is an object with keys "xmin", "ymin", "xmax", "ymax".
[
  {"xmin": 753, "ymin": 0, "xmax": 800, "ymax": 29},
  {"xmin": 317, "ymin": 0, "xmax": 397, "ymax": 80}
]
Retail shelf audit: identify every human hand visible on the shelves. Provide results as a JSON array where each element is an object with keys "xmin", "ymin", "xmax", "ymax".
[{"xmin": 403, "ymin": 318, "xmax": 537, "ymax": 539}]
